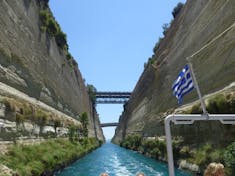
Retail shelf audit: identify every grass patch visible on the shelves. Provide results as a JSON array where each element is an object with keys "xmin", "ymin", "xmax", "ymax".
[{"xmin": 0, "ymin": 138, "xmax": 99, "ymax": 176}]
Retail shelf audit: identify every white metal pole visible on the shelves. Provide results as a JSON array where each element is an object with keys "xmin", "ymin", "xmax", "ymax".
[
  {"xmin": 187, "ymin": 58, "xmax": 207, "ymax": 115},
  {"xmin": 164, "ymin": 114, "xmax": 235, "ymax": 176},
  {"xmin": 165, "ymin": 115, "xmax": 175, "ymax": 176}
]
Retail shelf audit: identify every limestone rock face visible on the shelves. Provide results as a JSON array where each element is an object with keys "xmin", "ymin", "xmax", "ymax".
[
  {"xmin": 113, "ymin": 0, "xmax": 235, "ymax": 143},
  {"xmin": 0, "ymin": 64, "xmax": 27, "ymax": 88},
  {"xmin": 0, "ymin": 0, "xmax": 104, "ymax": 140}
]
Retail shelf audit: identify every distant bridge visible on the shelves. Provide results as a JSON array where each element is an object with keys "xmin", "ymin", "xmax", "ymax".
[
  {"xmin": 95, "ymin": 91, "xmax": 131, "ymax": 104},
  {"xmin": 96, "ymin": 91, "xmax": 131, "ymax": 129},
  {"xmin": 100, "ymin": 122, "xmax": 119, "ymax": 127}
]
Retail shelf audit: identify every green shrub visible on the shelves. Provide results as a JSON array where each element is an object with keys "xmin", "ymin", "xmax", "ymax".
[
  {"xmin": 142, "ymin": 139, "xmax": 157, "ymax": 150},
  {"xmin": 68, "ymin": 125, "xmax": 77, "ymax": 142},
  {"xmin": 39, "ymin": 10, "xmax": 68, "ymax": 50},
  {"xmin": 132, "ymin": 134, "xmax": 142, "ymax": 150},
  {"xmin": 162, "ymin": 23, "xmax": 170, "ymax": 36},
  {"xmin": 39, "ymin": 0, "xmax": 49, "ymax": 9},
  {"xmin": 122, "ymin": 135, "xmax": 142, "ymax": 150},
  {"xmin": 153, "ymin": 37, "xmax": 163, "ymax": 54},
  {"xmin": 40, "ymin": 10, "xmax": 58, "ymax": 36},
  {"xmin": 172, "ymin": 2, "xmax": 184, "ymax": 18},
  {"xmin": 35, "ymin": 110, "xmax": 48, "ymax": 135},
  {"xmin": 87, "ymin": 84, "xmax": 97, "ymax": 104},
  {"xmin": 179, "ymin": 146, "xmax": 191, "ymax": 158},
  {"xmin": 121, "ymin": 136, "xmax": 168, "ymax": 159},
  {"xmin": 55, "ymin": 31, "xmax": 68, "ymax": 50},
  {"xmin": 158, "ymin": 140, "xmax": 166, "ymax": 152},
  {"xmin": 150, "ymin": 148, "xmax": 160, "ymax": 159},
  {"xmin": 54, "ymin": 119, "xmax": 62, "ymax": 134},
  {"xmin": 47, "ymin": 18, "xmax": 59, "ymax": 36},
  {"xmin": 223, "ymin": 142, "xmax": 235, "ymax": 175},
  {"xmin": 122, "ymin": 135, "xmax": 139, "ymax": 150},
  {"xmin": 191, "ymin": 143, "xmax": 217, "ymax": 169},
  {"xmin": 209, "ymin": 149, "xmax": 223, "ymax": 163},
  {"xmin": 80, "ymin": 112, "xmax": 89, "ymax": 137},
  {"xmin": 39, "ymin": 10, "xmax": 50, "ymax": 27},
  {"xmin": 66, "ymin": 52, "xmax": 73, "ymax": 61}
]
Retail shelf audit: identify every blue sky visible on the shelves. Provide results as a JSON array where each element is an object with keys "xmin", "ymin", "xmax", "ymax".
[{"xmin": 49, "ymin": 0, "xmax": 186, "ymax": 139}]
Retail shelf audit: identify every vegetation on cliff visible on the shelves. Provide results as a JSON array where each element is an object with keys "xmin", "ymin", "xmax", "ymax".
[
  {"xmin": 144, "ymin": 2, "xmax": 184, "ymax": 69},
  {"xmin": 120, "ymin": 135, "xmax": 167, "ymax": 161},
  {"xmin": 86, "ymin": 84, "xmax": 97, "ymax": 105},
  {"xmin": 39, "ymin": 10, "xmax": 68, "ymax": 51},
  {"xmin": 39, "ymin": 3, "xmax": 78, "ymax": 69},
  {"xmin": 0, "ymin": 96, "xmax": 86, "ymax": 141},
  {"xmin": 120, "ymin": 135, "xmax": 235, "ymax": 175},
  {"xmin": 119, "ymin": 92, "xmax": 235, "ymax": 175},
  {"xmin": 183, "ymin": 93, "xmax": 235, "ymax": 114},
  {"xmin": 0, "ymin": 138, "xmax": 100, "ymax": 176},
  {"xmin": 79, "ymin": 112, "xmax": 89, "ymax": 137},
  {"xmin": 172, "ymin": 2, "xmax": 184, "ymax": 19}
]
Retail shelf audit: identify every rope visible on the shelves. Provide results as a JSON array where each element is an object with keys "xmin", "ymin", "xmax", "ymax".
[
  {"xmin": 186, "ymin": 22, "xmax": 235, "ymax": 99},
  {"xmin": 188, "ymin": 22, "xmax": 235, "ymax": 59}
]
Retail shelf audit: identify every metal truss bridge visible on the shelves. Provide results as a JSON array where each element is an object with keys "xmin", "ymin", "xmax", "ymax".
[
  {"xmin": 95, "ymin": 91, "xmax": 131, "ymax": 128},
  {"xmin": 95, "ymin": 91, "xmax": 131, "ymax": 104},
  {"xmin": 100, "ymin": 122, "xmax": 119, "ymax": 127}
]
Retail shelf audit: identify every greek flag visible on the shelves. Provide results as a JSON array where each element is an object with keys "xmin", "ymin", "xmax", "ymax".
[{"xmin": 172, "ymin": 64, "xmax": 194, "ymax": 104}]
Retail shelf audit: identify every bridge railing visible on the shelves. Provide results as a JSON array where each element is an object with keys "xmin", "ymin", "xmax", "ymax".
[
  {"xmin": 100, "ymin": 122, "xmax": 119, "ymax": 127},
  {"xmin": 95, "ymin": 91, "xmax": 131, "ymax": 104}
]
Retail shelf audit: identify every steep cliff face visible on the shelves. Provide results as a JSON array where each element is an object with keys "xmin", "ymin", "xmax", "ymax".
[
  {"xmin": 0, "ymin": 0, "xmax": 104, "ymax": 140},
  {"xmin": 113, "ymin": 0, "xmax": 235, "ymax": 143}
]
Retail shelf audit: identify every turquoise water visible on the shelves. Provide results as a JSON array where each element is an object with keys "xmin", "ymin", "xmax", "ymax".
[{"xmin": 55, "ymin": 143, "xmax": 191, "ymax": 176}]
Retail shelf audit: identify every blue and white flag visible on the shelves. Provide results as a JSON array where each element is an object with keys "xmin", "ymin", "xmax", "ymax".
[{"xmin": 172, "ymin": 64, "xmax": 194, "ymax": 104}]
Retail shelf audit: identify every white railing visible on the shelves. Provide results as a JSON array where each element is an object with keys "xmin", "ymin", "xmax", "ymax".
[{"xmin": 164, "ymin": 114, "xmax": 235, "ymax": 176}]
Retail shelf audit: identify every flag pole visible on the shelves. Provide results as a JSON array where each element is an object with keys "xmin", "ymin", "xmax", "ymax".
[{"xmin": 187, "ymin": 57, "xmax": 207, "ymax": 115}]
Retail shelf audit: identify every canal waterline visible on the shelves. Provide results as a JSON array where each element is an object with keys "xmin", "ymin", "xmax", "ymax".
[{"xmin": 55, "ymin": 142, "xmax": 192, "ymax": 176}]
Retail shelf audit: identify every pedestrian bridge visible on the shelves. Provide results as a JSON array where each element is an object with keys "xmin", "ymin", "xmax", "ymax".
[
  {"xmin": 96, "ymin": 91, "xmax": 131, "ymax": 129},
  {"xmin": 95, "ymin": 91, "xmax": 131, "ymax": 104},
  {"xmin": 100, "ymin": 122, "xmax": 119, "ymax": 127}
]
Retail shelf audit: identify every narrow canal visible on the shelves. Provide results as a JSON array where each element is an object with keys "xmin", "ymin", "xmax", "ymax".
[{"xmin": 55, "ymin": 142, "xmax": 191, "ymax": 176}]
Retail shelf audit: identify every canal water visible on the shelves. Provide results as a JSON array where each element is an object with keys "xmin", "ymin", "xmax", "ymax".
[{"xmin": 55, "ymin": 142, "xmax": 191, "ymax": 176}]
